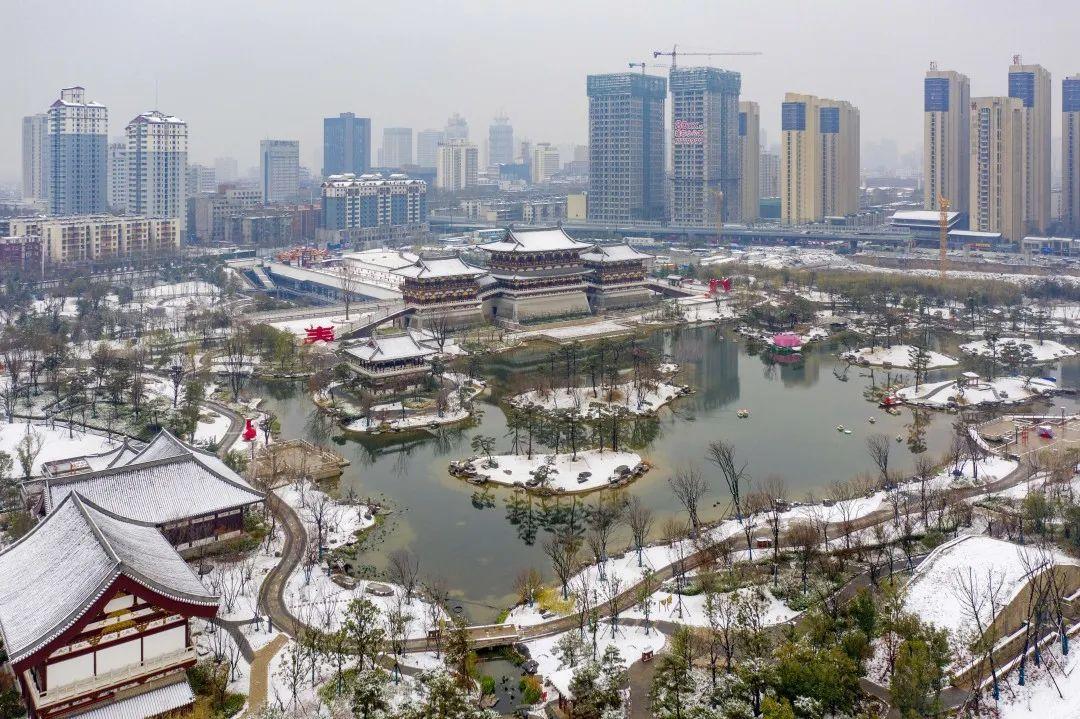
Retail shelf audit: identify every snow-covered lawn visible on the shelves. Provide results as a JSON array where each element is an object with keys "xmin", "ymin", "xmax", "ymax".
[
  {"xmin": 534, "ymin": 321, "xmax": 634, "ymax": 341},
  {"xmin": 623, "ymin": 583, "xmax": 799, "ymax": 629},
  {"xmin": 676, "ymin": 298, "xmax": 737, "ymax": 324},
  {"xmin": 903, "ymin": 536, "xmax": 1079, "ymax": 654},
  {"xmin": 930, "ymin": 456, "xmax": 1018, "ymax": 491},
  {"xmin": 998, "ymin": 626, "xmax": 1080, "ymax": 719},
  {"xmin": 192, "ymin": 619, "xmax": 252, "ymax": 693},
  {"xmin": 344, "ymin": 375, "xmax": 483, "ymax": 434},
  {"xmin": 842, "ymin": 344, "xmax": 959, "ymax": 369},
  {"xmin": 193, "ymin": 408, "xmax": 232, "ymax": 445},
  {"xmin": 511, "ymin": 381, "xmax": 685, "ymax": 418},
  {"xmin": 0, "ymin": 421, "xmax": 118, "ymax": 476},
  {"xmin": 468, "ymin": 450, "xmax": 643, "ymax": 494},
  {"xmin": 528, "ymin": 624, "xmax": 666, "ymax": 700},
  {"xmin": 895, "ymin": 376, "xmax": 1057, "ymax": 409},
  {"xmin": 960, "ymin": 338, "xmax": 1077, "ymax": 363},
  {"xmin": 136, "ymin": 280, "xmax": 220, "ymax": 299}
]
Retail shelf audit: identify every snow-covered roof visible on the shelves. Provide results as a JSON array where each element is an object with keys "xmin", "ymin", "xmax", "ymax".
[
  {"xmin": 43, "ymin": 440, "xmax": 142, "ymax": 477},
  {"xmin": 344, "ymin": 331, "xmax": 438, "ymax": 363},
  {"xmin": 44, "ymin": 431, "xmax": 264, "ymax": 525},
  {"xmin": 341, "ymin": 249, "xmax": 420, "ymax": 271},
  {"xmin": 393, "ymin": 256, "xmax": 486, "ymax": 279},
  {"xmin": 580, "ymin": 243, "xmax": 653, "ymax": 263},
  {"xmin": 904, "ymin": 535, "xmax": 1078, "ymax": 638},
  {"xmin": 481, "ymin": 227, "xmax": 591, "ymax": 253},
  {"xmin": 0, "ymin": 493, "xmax": 217, "ymax": 664},
  {"xmin": 127, "ymin": 110, "xmax": 186, "ymax": 126},
  {"xmin": 890, "ymin": 210, "xmax": 961, "ymax": 225},
  {"xmin": 70, "ymin": 679, "xmax": 194, "ymax": 719}
]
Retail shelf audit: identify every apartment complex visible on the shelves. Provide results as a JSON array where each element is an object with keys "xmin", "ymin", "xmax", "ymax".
[
  {"xmin": 187, "ymin": 163, "xmax": 217, "ymax": 197},
  {"xmin": 21, "ymin": 114, "xmax": 48, "ymax": 202},
  {"xmin": 260, "ymin": 139, "xmax": 300, "ymax": 203},
  {"xmin": 126, "ymin": 110, "xmax": 188, "ymax": 233},
  {"xmin": 1063, "ymin": 75, "xmax": 1080, "ymax": 234},
  {"xmin": 670, "ymin": 67, "xmax": 742, "ymax": 227},
  {"xmin": 532, "ymin": 143, "xmax": 560, "ymax": 184},
  {"xmin": 47, "ymin": 86, "xmax": 108, "ymax": 215},
  {"xmin": 489, "ymin": 115, "xmax": 515, "ymax": 166},
  {"xmin": 323, "ymin": 112, "xmax": 371, "ymax": 175},
  {"xmin": 381, "ymin": 127, "xmax": 413, "ymax": 167},
  {"xmin": 416, "ymin": 130, "xmax": 445, "ymax": 167},
  {"xmin": 586, "ymin": 72, "xmax": 667, "ymax": 223},
  {"xmin": 436, "ymin": 139, "xmax": 478, "ymax": 191},
  {"xmin": 318, "ymin": 173, "xmax": 428, "ymax": 245},
  {"xmin": 780, "ymin": 93, "xmax": 859, "ymax": 223},
  {"xmin": 739, "ymin": 101, "xmax": 760, "ymax": 221},
  {"xmin": 107, "ymin": 139, "xmax": 127, "ymax": 210},
  {"xmin": 969, "ymin": 96, "xmax": 1025, "ymax": 241},
  {"xmin": 1008, "ymin": 61, "xmax": 1052, "ymax": 233},
  {"xmin": 8, "ymin": 215, "xmax": 180, "ymax": 264},
  {"xmin": 923, "ymin": 68, "xmax": 971, "ymax": 213}
]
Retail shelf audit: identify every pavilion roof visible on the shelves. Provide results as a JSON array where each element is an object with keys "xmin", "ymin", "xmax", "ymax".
[
  {"xmin": 580, "ymin": 243, "xmax": 653, "ymax": 263},
  {"xmin": 393, "ymin": 256, "xmax": 486, "ymax": 279},
  {"xmin": 344, "ymin": 331, "xmax": 439, "ymax": 363},
  {"xmin": 44, "ymin": 431, "xmax": 264, "ymax": 525},
  {"xmin": 481, "ymin": 227, "xmax": 591, "ymax": 253},
  {"xmin": 0, "ymin": 493, "xmax": 216, "ymax": 664}
]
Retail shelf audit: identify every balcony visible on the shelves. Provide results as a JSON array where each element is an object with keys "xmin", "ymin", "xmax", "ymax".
[{"xmin": 27, "ymin": 647, "xmax": 195, "ymax": 711}]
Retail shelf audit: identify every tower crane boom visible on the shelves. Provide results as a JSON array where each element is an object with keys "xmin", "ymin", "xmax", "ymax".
[{"xmin": 653, "ymin": 45, "xmax": 762, "ymax": 68}]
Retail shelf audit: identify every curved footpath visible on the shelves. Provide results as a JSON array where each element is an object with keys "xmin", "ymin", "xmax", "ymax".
[{"xmin": 254, "ymin": 460, "xmax": 1034, "ymax": 713}]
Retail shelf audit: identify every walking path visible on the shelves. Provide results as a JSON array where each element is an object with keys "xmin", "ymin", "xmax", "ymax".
[{"xmin": 243, "ymin": 633, "xmax": 289, "ymax": 715}]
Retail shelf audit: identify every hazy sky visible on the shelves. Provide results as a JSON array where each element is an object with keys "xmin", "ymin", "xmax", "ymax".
[{"xmin": 6, "ymin": 0, "xmax": 1080, "ymax": 179}]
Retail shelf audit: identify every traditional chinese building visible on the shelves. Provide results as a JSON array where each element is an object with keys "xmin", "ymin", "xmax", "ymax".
[
  {"xmin": 342, "ymin": 330, "xmax": 440, "ymax": 393},
  {"xmin": 580, "ymin": 242, "xmax": 655, "ymax": 311},
  {"xmin": 0, "ymin": 493, "xmax": 218, "ymax": 719},
  {"xmin": 393, "ymin": 255, "xmax": 486, "ymax": 329},
  {"xmin": 39, "ymin": 431, "xmax": 264, "ymax": 553},
  {"xmin": 480, "ymin": 227, "xmax": 593, "ymax": 323}
]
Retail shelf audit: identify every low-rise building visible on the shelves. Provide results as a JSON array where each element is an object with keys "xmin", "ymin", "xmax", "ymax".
[
  {"xmin": 7, "ymin": 215, "xmax": 179, "ymax": 264},
  {"xmin": 393, "ymin": 255, "xmax": 486, "ymax": 329},
  {"xmin": 343, "ymin": 331, "xmax": 439, "ymax": 393},
  {"xmin": 0, "ymin": 235, "xmax": 44, "ymax": 274},
  {"xmin": 318, "ymin": 173, "xmax": 428, "ymax": 246}
]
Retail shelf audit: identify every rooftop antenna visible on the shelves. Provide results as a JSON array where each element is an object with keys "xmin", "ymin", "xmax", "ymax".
[
  {"xmin": 1013, "ymin": 54, "xmax": 1022, "ymax": 65},
  {"xmin": 929, "ymin": 60, "xmax": 938, "ymax": 71},
  {"xmin": 154, "ymin": 79, "xmax": 159, "ymax": 111}
]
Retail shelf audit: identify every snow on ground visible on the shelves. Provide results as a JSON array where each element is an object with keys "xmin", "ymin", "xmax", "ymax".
[
  {"xmin": 997, "ymin": 626, "xmax": 1080, "ymax": 719},
  {"xmin": 468, "ymin": 450, "xmax": 643, "ymax": 493},
  {"xmin": 267, "ymin": 313, "xmax": 370, "ymax": 339},
  {"xmin": 623, "ymin": 582, "xmax": 799, "ymax": 629},
  {"xmin": 344, "ymin": 375, "xmax": 483, "ymax": 433},
  {"xmin": 192, "ymin": 618, "xmax": 252, "ymax": 693},
  {"xmin": 842, "ymin": 344, "xmax": 959, "ymax": 369},
  {"xmin": 0, "ymin": 421, "xmax": 118, "ymax": 476},
  {"xmin": 136, "ymin": 280, "xmax": 219, "ymax": 299},
  {"xmin": 193, "ymin": 408, "xmax": 232, "ymax": 445},
  {"xmin": 511, "ymin": 380, "xmax": 685, "ymax": 418},
  {"xmin": 676, "ymin": 297, "xmax": 738, "ymax": 324},
  {"xmin": 896, "ymin": 376, "xmax": 1057, "ymax": 409},
  {"xmin": 931, "ymin": 456, "xmax": 1018, "ymax": 491},
  {"xmin": 903, "ymin": 536, "xmax": 1079, "ymax": 649},
  {"xmin": 528, "ymin": 624, "xmax": 666, "ymax": 699},
  {"xmin": 960, "ymin": 338, "xmax": 1077, "ymax": 363},
  {"xmin": 528, "ymin": 320, "xmax": 634, "ymax": 341}
]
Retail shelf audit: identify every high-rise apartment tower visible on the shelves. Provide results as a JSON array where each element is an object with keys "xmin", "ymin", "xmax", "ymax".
[{"xmin": 923, "ymin": 67, "xmax": 970, "ymax": 213}]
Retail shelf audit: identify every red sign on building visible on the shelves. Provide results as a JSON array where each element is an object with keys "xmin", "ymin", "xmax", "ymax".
[{"xmin": 304, "ymin": 325, "xmax": 335, "ymax": 343}]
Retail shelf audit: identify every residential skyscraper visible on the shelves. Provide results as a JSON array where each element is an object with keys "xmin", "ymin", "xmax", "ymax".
[
  {"xmin": 186, "ymin": 164, "xmax": 217, "ymax": 198},
  {"xmin": 1063, "ymin": 75, "xmax": 1080, "ymax": 234},
  {"xmin": 47, "ymin": 86, "xmax": 108, "ymax": 215},
  {"xmin": 780, "ymin": 93, "xmax": 859, "ymax": 223},
  {"xmin": 586, "ymin": 72, "xmax": 666, "ymax": 223},
  {"xmin": 436, "ymin": 139, "xmax": 478, "ymax": 191},
  {"xmin": 759, "ymin": 152, "xmax": 779, "ymax": 198},
  {"xmin": 126, "ymin": 111, "xmax": 188, "ymax": 232},
  {"xmin": 531, "ymin": 143, "xmax": 560, "ymax": 184},
  {"xmin": 738, "ymin": 101, "xmax": 760, "ymax": 221},
  {"xmin": 489, "ymin": 115, "xmax": 514, "ymax": 166},
  {"xmin": 381, "ymin": 127, "xmax": 413, "ymax": 168},
  {"xmin": 969, "ymin": 96, "xmax": 1024, "ymax": 241},
  {"xmin": 670, "ymin": 67, "xmax": 741, "ymax": 227},
  {"xmin": 323, "ymin": 112, "xmax": 371, "ymax": 175},
  {"xmin": 819, "ymin": 99, "xmax": 860, "ymax": 217},
  {"xmin": 1009, "ymin": 60, "xmax": 1052, "ymax": 233},
  {"xmin": 923, "ymin": 67, "xmax": 971, "ymax": 213},
  {"xmin": 107, "ymin": 139, "xmax": 127, "ymax": 210},
  {"xmin": 260, "ymin": 140, "xmax": 300, "ymax": 203},
  {"xmin": 416, "ymin": 130, "xmax": 444, "ymax": 167},
  {"xmin": 21, "ymin": 114, "xmax": 48, "ymax": 201},
  {"xmin": 445, "ymin": 113, "xmax": 469, "ymax": 141}
]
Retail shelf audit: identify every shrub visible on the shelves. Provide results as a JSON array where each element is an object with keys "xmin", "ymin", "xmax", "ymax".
[
  {"xmin": 520, "ymin": 675, "xmax": 544, "ymax": 704},
  {"xmin": 480, "ymin": 675, "xmax": 496, "ymax": 696}
]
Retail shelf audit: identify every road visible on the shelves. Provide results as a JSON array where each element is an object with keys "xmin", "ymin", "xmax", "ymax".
[{"xmin": 206, "ymin": 398, "xmax": 245, "ymax": 459}]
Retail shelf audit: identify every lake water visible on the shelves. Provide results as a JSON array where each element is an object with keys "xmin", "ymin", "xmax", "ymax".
[{"xmin": 256, "ymin": 326, "xmax": 1079, "ymax": 621}]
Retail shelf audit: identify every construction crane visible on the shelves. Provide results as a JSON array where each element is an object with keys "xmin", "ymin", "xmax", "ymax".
[
  {"xmin": 938, "ymin": 194, "xmax": 950, "ymax": 279},
  {"xmin": 653, "ymin": 45, "xmax": 762, "ymax": 69},
  {"xmin": 712, "ymin": 189, "xmax": 725, "ymax": 244},
  {"xmin": 628, "ymin": 62, "xmax": 668, "ymax": 75}
]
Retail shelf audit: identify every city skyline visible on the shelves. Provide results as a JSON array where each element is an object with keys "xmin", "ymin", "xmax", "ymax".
[{"xmin": 6, "ymin": 0, "xmax": 1080, "ymax": 181}]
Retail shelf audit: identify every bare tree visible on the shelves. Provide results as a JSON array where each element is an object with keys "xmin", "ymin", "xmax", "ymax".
[
  {"xmin": 543, "ymin": 533, "xmax": 580, "ymax": 600},
  {"xmin": 304, "ymin": 491, "xmax": 338, "ymax": 555},
  {"xmin": 759, "ymin": 475, "xmax": 787, "ymax": 564},
  {"xmin": 788, "ymin": 521, "xmax": 819, "ymax": 592},
  {"xmin": 951, "ymin": 566, "xmax": 1007, "ymax": 706},
  {"xmin": 423, "ymin": 576, "xmax": 450, "ymax": 657},
  {"xmin": 703, "ymin": 587, "xmax": 740, "ymax": 685},
  {"xmin": 866, "ymin": 433, "xmax": 891, "ymax": 486},
  {"xmin": 387, "ymin": 549, "xmax": 420, "ymax": 603},
  {"xmin": 339, "ymin": 262, "xmax": 360, "ymax": 321},
  {"xmin": 624, "ymin": 495, "xmax": 654, "ymax": 567},
  {"xmin": 707, "ymin": 440, "xmax": 754, "ymax": 558},
  {"xmin": 222, "ymin": 325, "xmax": 251, "ymax": 402},
  {"xmin": 668, "ymin": 464, "xmax": 710, "ymax": 538},
  {"xmin": 514, "ymin": 567, "xmax": 543, "ymax": 607}
]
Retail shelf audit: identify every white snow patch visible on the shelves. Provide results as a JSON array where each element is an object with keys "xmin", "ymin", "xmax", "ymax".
[
  {"xmin": 842, "ymin": 344, "xmax": 959, "ymax": 369},
  {"xmin": 468, "ymin": 450, "xmax": 643, "ymax": 494}
]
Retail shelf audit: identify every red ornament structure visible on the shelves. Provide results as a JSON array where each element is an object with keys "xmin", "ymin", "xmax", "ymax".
[
  {"xmin": 304, "ymin": 325, "xmax": 335, "ymax": 343},
  {"xmin": 707, "ymin": 277, "xmax": 732, "ymax": 296},
  {"xmin": 242, "ymin": 418, "xmax": 257, "ymax": 442}
]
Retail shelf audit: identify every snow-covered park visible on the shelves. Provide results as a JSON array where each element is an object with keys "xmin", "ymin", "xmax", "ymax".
[
  {"xmin": 959, "ymin": 337, "xmax": 1077, "ymax": 363},
  {"xmin": 841, "ymin": 344, "xmax": 959, "ymax": 369},
  {"xmin": 510, "ymin": 380, "xmax": 685, "ymax": 418},
  {"xmin": 0, "ymin": 421, "xmax": 118, "ymax": 476},
  {"xmin": 895, "ymin": 376, "xmax": 1057, "ymax": 409},
  {"xmin": 466, "ymin": 449, "xmax": 644, "ymax": 493}
]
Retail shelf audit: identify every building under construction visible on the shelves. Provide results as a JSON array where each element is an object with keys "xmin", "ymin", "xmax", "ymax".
[{"xmin": 669, "ymin": 66, "xmax": 742, "ymax": 228}]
